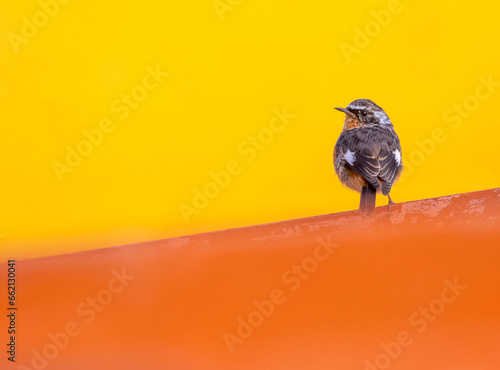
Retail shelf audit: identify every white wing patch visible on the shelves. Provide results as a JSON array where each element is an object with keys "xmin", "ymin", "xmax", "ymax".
[
  {"xmin": 344, "ymin": 149, "xmax": 356, "ymax": 166},
  {"xmin": 393, "ymin": 149, "xmax": 401, "ymax": 165}
]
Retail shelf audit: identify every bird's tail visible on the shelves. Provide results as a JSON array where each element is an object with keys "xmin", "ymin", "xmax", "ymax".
[{"xmin": 359, "ymin": 183, "xmax": 377, "ymax": 215}]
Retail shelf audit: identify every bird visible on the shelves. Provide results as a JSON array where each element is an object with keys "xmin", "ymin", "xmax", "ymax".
[{"xmin": 333, "ymin": 99, "xmax": 403, "ymax": 215}]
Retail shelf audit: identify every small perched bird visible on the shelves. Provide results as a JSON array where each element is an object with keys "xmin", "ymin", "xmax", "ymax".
[{"xmin": 333, "ymin": 99, "xmax": 403, "ymax": 215}]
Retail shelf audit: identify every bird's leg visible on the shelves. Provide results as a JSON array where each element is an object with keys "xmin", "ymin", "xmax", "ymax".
[{"xmin": 387, "ymin": 194, "xmax": 396, "ymax": 214}]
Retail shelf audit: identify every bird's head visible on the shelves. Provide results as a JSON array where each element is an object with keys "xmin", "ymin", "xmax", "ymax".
[{"xmin": 335, "ymin": 99, "xmax": 392, "ymax": 130}]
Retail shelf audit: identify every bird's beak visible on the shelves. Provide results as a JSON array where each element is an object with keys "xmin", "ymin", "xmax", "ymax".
[{"xmin": 335, "ymin": 107, "xmax": 356, "ymax": 119}]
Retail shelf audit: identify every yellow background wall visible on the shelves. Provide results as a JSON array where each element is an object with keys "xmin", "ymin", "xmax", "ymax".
[{"xmin": 1, "ymin": 0, "xmax": 499, "ymax": 260}]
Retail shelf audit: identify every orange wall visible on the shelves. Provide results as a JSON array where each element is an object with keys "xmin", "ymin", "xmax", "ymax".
[{"xmin": 3, "ymin": 189, "xmax": 499, "ymax": 369}]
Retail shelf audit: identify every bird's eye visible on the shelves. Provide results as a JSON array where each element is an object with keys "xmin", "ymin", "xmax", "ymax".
[{"xmin": 361, "ymin": 111, "xmax": 367, "ymax": 116}]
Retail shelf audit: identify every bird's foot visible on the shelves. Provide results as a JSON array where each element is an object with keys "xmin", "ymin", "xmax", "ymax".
[{"xmin": 387, "ymin": 195, "xmax": 396, "ymax": 214}]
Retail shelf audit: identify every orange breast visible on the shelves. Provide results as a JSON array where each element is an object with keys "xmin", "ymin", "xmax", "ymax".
[{"xmin": 343, "ymin": 115, "xmax": 361, "ymax": 130}]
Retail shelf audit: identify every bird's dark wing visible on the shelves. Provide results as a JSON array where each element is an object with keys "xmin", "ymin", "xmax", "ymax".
[
  {"xmin": 335, "ymin": 125, "xmax": 402, "ymax": 194},
  {"xmin": 378, "ymin": 147, "xmax": 402, "ymax": 195}
]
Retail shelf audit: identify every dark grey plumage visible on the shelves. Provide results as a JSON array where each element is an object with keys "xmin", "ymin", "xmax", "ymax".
[
  {"xmin": 333, "ymin": 99, "xmax": 403, "ymax": 215},
  {"xmin": 335, "ymin": 124, "xmax": 402, "ymax": 195}
]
